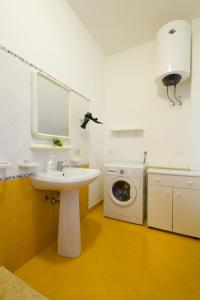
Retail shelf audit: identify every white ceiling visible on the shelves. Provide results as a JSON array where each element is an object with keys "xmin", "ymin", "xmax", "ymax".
[{"xmin": 67, "ymin": 0, "xmax": 200, "ymax": 55}]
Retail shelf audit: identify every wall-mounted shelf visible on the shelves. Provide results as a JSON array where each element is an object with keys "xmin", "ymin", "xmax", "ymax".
[
  {"xmin": 0, "ymin": 163, "xmax": 11, "ymax": 169},
  {"xmin": 30, "ymin": 144, "xmax": 73, "ymax": 151},
  {"xmin": 18, "ymin": 162, "xmax": 40, "ymax": 168},
  {"xmin": 110, "ymin": 128, "xmax": 144, "ymax": 132},
  {"xmin": 110, "ymin": 128, "xmax": 144, "ymax": 138}
]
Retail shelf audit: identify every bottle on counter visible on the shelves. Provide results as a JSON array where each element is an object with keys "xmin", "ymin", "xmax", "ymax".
[{"xmin": 46, "ymin": 155, "xmax": 56, "ymax": 173}]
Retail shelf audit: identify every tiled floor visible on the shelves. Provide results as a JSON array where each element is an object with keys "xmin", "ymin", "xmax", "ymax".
[{"xmin": 15, "ymin": 206, "xmax": 200, "ymax": 300}]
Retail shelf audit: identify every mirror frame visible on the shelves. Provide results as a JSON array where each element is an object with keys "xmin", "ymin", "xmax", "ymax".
[{"xmin": 31, "ymin": 71, "xmax": 70, "ymax": 140}]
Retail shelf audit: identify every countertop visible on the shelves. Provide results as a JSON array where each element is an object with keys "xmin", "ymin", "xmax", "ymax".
[{"xmin": 147, "ymin": 168, "xmax": 200, "ymax": 177}]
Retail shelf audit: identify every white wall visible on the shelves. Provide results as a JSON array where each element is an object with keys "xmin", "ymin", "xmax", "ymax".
[
  {"xmin": 105, "ymin": 41, "xmax": 191, "ymax": 168},
  {"xmin": 191, "ymin": 18, "xmax": 200, "ymax": 170},
  {"xmin": 0, "ymin": 0, "xmax": 105, "ymax": 206},
  {"xmin": 0, "ymin": 50, "xmax": 90, "ymax": 169}
]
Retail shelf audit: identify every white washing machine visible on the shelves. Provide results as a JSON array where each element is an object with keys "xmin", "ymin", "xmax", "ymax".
[{"xmin": 104, "ymin": 162, "xmax": 145, "ymax": 224}]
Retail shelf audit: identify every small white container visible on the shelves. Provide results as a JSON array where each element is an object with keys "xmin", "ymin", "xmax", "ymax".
[
  {"xmin": 46, "ymin": 155, "xmax": 56, "ymax": 173},
  {"xmin": 18, "ymin": 160, "xmax": 40, "ymax": 168},
  {"xmin": 0, "ymin": 163, "xmax": 11, "ymax": 169}
]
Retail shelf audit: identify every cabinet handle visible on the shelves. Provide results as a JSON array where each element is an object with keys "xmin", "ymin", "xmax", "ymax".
[
  {"xmin": 155, "ymin": 178, "xmax": 160, "ymax": 183},
  {"xmin": 176, "ymin": 192, "xmax": 181, "ymax": 197},
  {"xmin": 187, "ymin": 181, "xmax": 193, "ymax": 186}
]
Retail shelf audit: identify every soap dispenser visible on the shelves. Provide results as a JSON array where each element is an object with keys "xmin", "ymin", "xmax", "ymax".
[{"xmin": 46, "ymin": 155, "xmax": 55, "ymax": 173}]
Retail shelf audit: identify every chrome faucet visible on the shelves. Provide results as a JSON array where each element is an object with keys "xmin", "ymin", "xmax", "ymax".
[{"xmin": 56, "ymin": 160, "xmax": 70, "ymax": 171}]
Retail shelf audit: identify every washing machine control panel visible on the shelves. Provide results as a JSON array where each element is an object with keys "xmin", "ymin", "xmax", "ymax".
[{"xmin": 104, "ymin": 164, "xmax": 144, "ymax": 178}]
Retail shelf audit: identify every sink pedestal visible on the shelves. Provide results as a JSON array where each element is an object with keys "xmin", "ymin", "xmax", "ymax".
[{"xmin": 58, "ymin": 190, "xmax": 81, "ymax": 258}]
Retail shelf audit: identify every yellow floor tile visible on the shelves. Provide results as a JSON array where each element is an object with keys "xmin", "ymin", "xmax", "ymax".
[
  {"xmin": 15, "ymin": 205, "xmax": 200, "ymax": 300},
  {"xmin": 80, "ymin": 280, "xmax": 110, "ymax": 300},
  {"xmin": 103, "ymin": 273, "xmax": 138, "ymax": 300}
]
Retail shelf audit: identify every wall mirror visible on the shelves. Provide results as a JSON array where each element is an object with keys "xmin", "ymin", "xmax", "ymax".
[{"xmin": 32, "ymin": 71, "xmax": 70, "ymax": 140}]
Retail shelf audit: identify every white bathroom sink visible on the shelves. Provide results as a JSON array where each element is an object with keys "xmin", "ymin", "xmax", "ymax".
[
  {"xmin": 31, "ymin": 167, "xmax": 100, "ymax": 258},
  {"xmin": 31, "ymin": 167, "xmax": 100, "ymax": 191}
]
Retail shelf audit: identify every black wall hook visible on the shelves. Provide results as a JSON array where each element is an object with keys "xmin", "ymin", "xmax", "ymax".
[{"xmin": 81, "ymin": 112, "xmax": 103, "ymax": 129}]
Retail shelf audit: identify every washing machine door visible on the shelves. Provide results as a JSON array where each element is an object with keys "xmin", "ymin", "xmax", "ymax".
[{"xmin": 109, "ymin": 177, "xmax": 137, "ymax": 207}]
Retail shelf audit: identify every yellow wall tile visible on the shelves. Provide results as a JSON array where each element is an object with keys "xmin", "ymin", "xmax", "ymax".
[
  {"xmin": 79, "ymin": 184, "xmax": 89, "ymax": 219},
  {"xmin": 12, "ymin": 178, "xmax": 60, "ymax": 270},
  {"xmin": 0, "ymin": 181, "xmax": 14, "ymax": 223},
  {"xmin": 0, "ymin": 222, "xmax": 13, "ymax": 271},
  {"xmin": 79, "ymin": 165, "xmax": 89, "ymax": 219},
  {"xmin": 0, "ymin": 181, "xmax": 14, "ymax": 270},
  {"xmin": 0, "ymin": 178, "xmax": 60, "ymax": 272},
  {"xmin": 0, "ymin": 171, "xmax": 89, "ymax": 272}
]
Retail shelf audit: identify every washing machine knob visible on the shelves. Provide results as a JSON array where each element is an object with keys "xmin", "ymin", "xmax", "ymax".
[{"xmin": 120, "ymin": 169, "xmax": 125, "ymax": 175}]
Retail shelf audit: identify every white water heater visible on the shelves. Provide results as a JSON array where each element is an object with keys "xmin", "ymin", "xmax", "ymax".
[{"xmin": 156, "ymin": 20, "xmax": 191, "ymax": 87}]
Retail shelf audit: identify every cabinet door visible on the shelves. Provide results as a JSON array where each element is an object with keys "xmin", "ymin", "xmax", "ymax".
[
  {"xmin": 173, "ymin": 188, "xmax": 200, "ymax": 238},
  {"xmin": 148, "ymin": 185, "xmax": 172, "ymax": 231}
]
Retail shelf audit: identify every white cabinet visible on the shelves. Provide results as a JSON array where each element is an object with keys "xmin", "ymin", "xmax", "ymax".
[
  {"xmin": 173, "ymin": 188, "xmax": 200, "ymax": 238},
  {"xmin": 148, "ymin": 185, "xmax": 172, "ymax": 231},
  {"xmin": 147, "ymin": 168, "xmax": 200, "ymax": 238}
]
